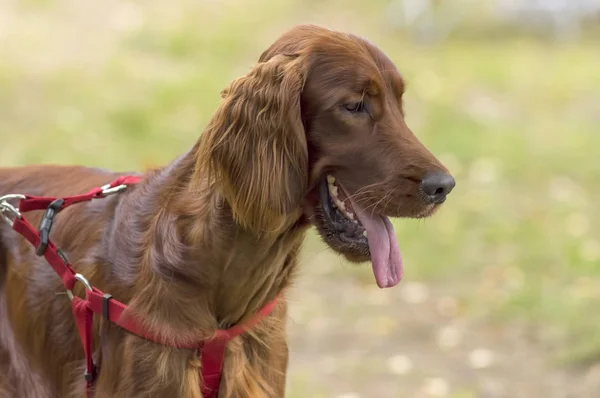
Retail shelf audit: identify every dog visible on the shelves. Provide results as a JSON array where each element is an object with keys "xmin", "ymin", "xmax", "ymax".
[{"xmin": 0, "ymin": 24, "xmax": 455, "ymax": 397}]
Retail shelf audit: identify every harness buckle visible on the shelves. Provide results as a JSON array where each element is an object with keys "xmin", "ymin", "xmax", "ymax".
[
  {"xmin": 84, "ymin": 362, "xmax": 98, "ymax": 384},
  {"xmin": 0, "ymin": 194, "xmax": 25, "ymax": 227},
  {"xmin": 102, "ymin": 293, "xmax": 113, "ymax": 320},
  {"xmin": 66, "ymin": 273, "xmax": 93, "ymax": 301},
  {"xmin": 36, "ymin": 198, "xmax": 64, "ymax": 256},
  {"xmin": 100, "ymin": 184, "xmax": 127, "ymax": 197}
]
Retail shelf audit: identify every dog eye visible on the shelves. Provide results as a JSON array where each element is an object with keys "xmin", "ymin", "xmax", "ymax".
[{"xmin": 343, "ymin": 101, "xmax": 367, "ymax": 114}]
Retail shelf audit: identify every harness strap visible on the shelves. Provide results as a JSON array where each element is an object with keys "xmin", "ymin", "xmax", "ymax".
[
  {"xmin": 87, "ymin": 288, "xmax": 278, "ymax": 397},
  {"xmin": 0, "ymin": 176, "xmax": 278, "ymax": 398},
  {"xmin": 17, "ymin": 175, "xmax": 141, "ymax": 213},
  {"xmin": 86, "ymin": 289, "xmax": 197, "ymax": 348},
  {"xmin": 200, "ymin": 297, "xmax": 280, "ymax": 395},
  {"xmin": 72, "ymin": 297, "xmax": 96, "ymax": 398},
  {"xmin": 12, "ymin": 216, "xmax": 77, "ymax": 290}
]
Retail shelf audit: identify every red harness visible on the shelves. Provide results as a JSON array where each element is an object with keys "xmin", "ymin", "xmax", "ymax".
[{"xmin": 0, "ymin": 176, "xmax": 278, "ymax": 397}]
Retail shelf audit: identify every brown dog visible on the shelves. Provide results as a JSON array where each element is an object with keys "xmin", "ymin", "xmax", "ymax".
[{"xmin": 0, "ymin": 24, "xmax": 454, "ymax": 397}]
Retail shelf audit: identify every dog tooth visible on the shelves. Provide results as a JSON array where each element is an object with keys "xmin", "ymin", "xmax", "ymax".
[
  {"xmin": 352, "ymin": 220, "xmax": 358, "ymax": 224},
  {"xmin": 363, "ymin": 231, "xmax": 368, "ymax": 237},
  {"xmin": 327, "ymin": 175, "xmax": 336, "ymax": 184},
  {"xmin": 330, "ymin": 185, "xmax": 338, "ymax": 197},
  {"xmin": 347, "ymin": 212, "xmax": 354, "ymax": 220},
  {"xmin": 338, "ymin": 201, "xmax": 346, "ymax": 211}
]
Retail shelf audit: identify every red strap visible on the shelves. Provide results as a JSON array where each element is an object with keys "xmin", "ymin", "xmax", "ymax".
[
  {"xmin": 200, "ymin": 298, "xmax": 279, "ymax": 397},
  {"xmin": 72, "ymin": 297, "xmax": 95, "ymax": 398},
  {"xmin": 199, "ymin": 339, "xmax": 227, "ymax": 397},
  {"xmin": 86, "ymin": 290, "xmax": 200, "ymax": 348},
  {"xmin": 17, "ymin": 176, "xmax": 142, "ymax": 213},
  {"xmin": 87, "ymin": 289, "xmax": 279, "ymax": 346},
  {"xmin": 214, "ymin": 297, "xmax": 279, "ymax": 341},
  {"xmin": 88, "ymin": 288, "xmax": 279, "ymax": 397},
  {"xmin": 12, "ymin": 216, "xmax": 77, "ymax": 290}
]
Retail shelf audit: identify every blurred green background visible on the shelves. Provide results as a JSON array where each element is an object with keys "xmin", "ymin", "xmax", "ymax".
[{"xmin": 1, "ymin": 0, "xmax": 599, "ymax": 397}]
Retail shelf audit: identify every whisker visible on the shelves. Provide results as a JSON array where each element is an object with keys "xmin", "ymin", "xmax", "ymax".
[
  {"xmin": 383, "ymin": 188, "xmax": 399, "ymax": 209},
  {"xmin": 394, "ymin": 196, "xmax": 408, "ymax": 217},
  {"xmin": 363, "ymin": 188, "xmax": 397, "ymax": 217},
  {"xmin": 349, "ymin": 180, "xmax": 386, "ymax": 196},
  {"xmin": 345, "ymin": 181, "xmax": 388, "ymax": 204}
]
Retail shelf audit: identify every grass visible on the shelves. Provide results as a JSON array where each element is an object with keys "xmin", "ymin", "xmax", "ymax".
[{"xmin": 1, "ymin": 0, "xmax": 599, "ymax": 394}]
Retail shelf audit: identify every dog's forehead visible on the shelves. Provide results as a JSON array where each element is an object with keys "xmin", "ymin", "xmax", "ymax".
[
  {"xmin": 311, "ymin": 43, "xmax": 379, "ymax": 79},
  {"xmin": 359, "ymin": 38, "xmax": 406, "ymax": 91},
  {"xmin": 309, "ymin": 45, "xmax": 404, "ymax": 99},
  {"xmin": 361, "ymin": 38, "xmax": 404, "ymax": 85}
]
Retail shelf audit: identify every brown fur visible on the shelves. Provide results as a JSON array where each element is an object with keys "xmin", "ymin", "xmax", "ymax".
[{"xmin": 0, "ymin": 25, "xmax": 452, "ymax": 397}]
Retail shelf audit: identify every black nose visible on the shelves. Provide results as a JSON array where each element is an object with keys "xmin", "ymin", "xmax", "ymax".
[{"xmin": 420, "ymin": 172, "xmax": 456, "ymax": 204}]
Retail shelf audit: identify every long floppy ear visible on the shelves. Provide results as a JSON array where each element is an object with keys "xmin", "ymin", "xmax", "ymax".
[{"xmin": 199, "ymin": 54, "xmax": 309, "ymax": 234}]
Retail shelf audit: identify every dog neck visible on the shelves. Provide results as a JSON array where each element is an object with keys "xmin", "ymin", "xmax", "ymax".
[{"xmin": 106, "ymin": 146, "xmax": 307, "ymax": 337}]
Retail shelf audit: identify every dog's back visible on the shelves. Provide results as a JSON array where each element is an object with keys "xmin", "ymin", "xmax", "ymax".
[{"xmin": 0, "ymin": 165, "xmax": 127, "ymax": 397}]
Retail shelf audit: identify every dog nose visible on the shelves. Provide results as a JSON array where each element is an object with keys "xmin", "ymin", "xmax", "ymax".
[{"xmin": 420, "ymin": 172, "xmax": 456, "ymax": 204}]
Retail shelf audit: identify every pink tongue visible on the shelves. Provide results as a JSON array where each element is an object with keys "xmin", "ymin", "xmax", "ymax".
[{"xmin": 352, "ymin": 202, "xmax": 403, "ymax": 288}]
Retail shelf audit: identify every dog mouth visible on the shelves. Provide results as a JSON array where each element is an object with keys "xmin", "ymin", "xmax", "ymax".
[
  {"xmin": 319, "ymin": 175, "xmax": 367, "ymax": 243},
  {"xmin": 318, "ymin": 175, "xmax": 403, "ymax": 288}
]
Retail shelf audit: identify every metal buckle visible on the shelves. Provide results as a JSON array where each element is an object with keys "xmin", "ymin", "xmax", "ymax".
[
  {"xmin": 100, "ymin": 184, "xmax": 127, "ymax": 197},
  {"xmin": 66, "ymin": 273, "xmax": 93, "ymax": 301},
  {"xmin": 0, "ymin": 194, "xmax": 25, "ymax": 227}
]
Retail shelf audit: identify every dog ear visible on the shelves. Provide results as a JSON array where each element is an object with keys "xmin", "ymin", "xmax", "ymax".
[{"xmin": 199, "ymin": 54, "xmax": 309, "ymax": 234}]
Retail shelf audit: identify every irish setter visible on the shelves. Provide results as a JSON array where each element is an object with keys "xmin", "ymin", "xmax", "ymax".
[{"xmin": 0, "ymin": 24, "xmax": 454, "ymax": 397}]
